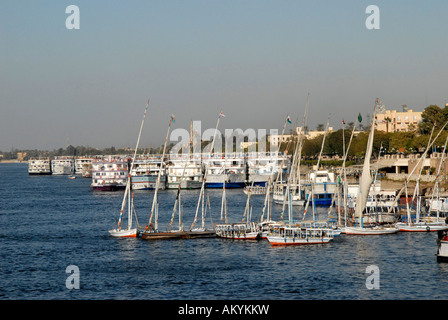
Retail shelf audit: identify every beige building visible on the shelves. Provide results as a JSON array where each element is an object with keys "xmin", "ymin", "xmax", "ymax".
[{"xmin": 375, "ymin": 109, "xmax": 422, "ymax": 133}]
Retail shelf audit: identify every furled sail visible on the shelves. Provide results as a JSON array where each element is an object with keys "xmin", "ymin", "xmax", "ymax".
[{"xmin": 354, "ymin": 100, "xmax": 378, "ymax": 222}]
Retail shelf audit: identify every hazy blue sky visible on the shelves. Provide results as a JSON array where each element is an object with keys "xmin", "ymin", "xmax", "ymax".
[{"xmin": 1, "ymin": 0, "xmax": 448, "ymax": 151}]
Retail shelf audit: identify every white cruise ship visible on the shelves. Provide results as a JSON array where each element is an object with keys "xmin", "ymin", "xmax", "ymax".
[
  {"xmin": 130, "ymin": 157, "xmax": 166, "ymax": 190},
  {"xmin": 203, "ymin": 153, "xmax": 246, "ymax": 188},
  {"xmin": 91, "ymin": 157, "xmax": 129, "ymax": 191},
  {"xmin": 246, "ymin": 152, "xmax": 289, "ymax": 186},
  {"xmin": 166, "ymin": 154, "xmax": 202, "ymax": 189},
  {"xmin": 51, "ymin": 156, "xmax": 75, "ymax": 175},
  {"xmin": 74, "ymin": 157, "xmax": 95, "ymax": 175},
  {"xmin": 28, "ymin": 157, "xmax": 52, "ymax": 175}
]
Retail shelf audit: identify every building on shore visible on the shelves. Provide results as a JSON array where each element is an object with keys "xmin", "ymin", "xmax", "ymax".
[{"xmin": 375, "ymin": 107, "xmax": 422, "ymax": 133}]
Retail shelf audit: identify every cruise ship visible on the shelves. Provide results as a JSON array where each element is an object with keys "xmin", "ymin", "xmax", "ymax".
[
  {"xmin": 246, "ymin": 152, "xmax": 289, "ymax": 186},
  {"xmin": 28, "ymin": 157, "xmax": 52, "ymax": 175},
  {"xmin": 166, "ymin": 154, "xmax": 202, "ymax": 189},
  {"xmin": 51, "ymin": 156, "xmax": 75, "ymax": 175},
  {"xmin": 304, "ymin": 170, "xmax": 338, "ymax": 206},
  {"xmin": 91, "ymin": 157, "xmax": 129, "ymax": 191},
  {"xmin": 273, "ymin": 182, "xmax": 306, "ymax": 206},
  {"xmin": 74, "ymin": 157, "xmax": 95, "ymax": 175},
  {"xmin": 203, "ymin": 153, "xmax": 246, "ymax": 188},
  {"xmin": 130, "ymin": 157, "xmax": 167, "ymax": 190}
]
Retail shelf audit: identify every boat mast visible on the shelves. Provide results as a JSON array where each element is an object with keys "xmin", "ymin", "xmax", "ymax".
[
  {"xmin": 169, "ymin": 161, "xmax": 188, "ymax": 231},
  {"xmin": 303, "ymin": 115, "xmax": 330, "ymax": 221},
  {"xmin": 190, "ymin": 110, "xmax": 224, "ymax": 230},
  {"xmin": 353, "ymin": 101, "xmax": 378, "ymax": 227},
  {"xmin": 407, "ymin": 123, "xmax": 435, "ymax": 224},
  {"xmin": 386, "ymin": 120, "xmax": 448, "ymax": 217},
  {"xmin": 280, "ymin": 93, "xmax": 310, "ymax": 221},
  {"xmin": 341, "ymin": 116, "xmax": 359, "ymax": 227},
  {"xmin": 430, "ymin": 132, "xmax": 448, "ymax": 222},
  {"xmin": 148, "ymin": 114, "xmax": 175, "ymax": 230},
  {"xmin": 117, "ymin": 99, "xmax": 150, "ymax": 231}
]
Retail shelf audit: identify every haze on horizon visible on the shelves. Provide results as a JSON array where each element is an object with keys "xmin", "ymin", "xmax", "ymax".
[{"xmin": 1, "ymin": 1, "xmax": 448, "ymax": 152}]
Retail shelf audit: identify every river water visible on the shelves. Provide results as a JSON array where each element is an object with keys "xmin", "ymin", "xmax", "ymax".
[{"xmin": 1, "ymin": 163, "xmax": 448, "ymax": 301}]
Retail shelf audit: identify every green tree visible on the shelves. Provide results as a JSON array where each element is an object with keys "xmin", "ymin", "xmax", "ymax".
[{"xmin": 419, "ymin": 105, "xmax": 448, "ymax": 134}]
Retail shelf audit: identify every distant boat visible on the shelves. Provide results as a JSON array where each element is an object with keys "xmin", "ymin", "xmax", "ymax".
[
  {"xmin": 28, "ymin": 157, "xmax": 52, "ymax": 175},
  {"xmin": 109, "ymin": 99, "xmax": 149, "ymax": 238},
  {"xmin": 243, "ymin": 185, "xmax": 266, "ymax": 195},
  {"xmin": 51, "ymin": 156, "xmax": 74, "ymax": 175},
  {"xmin": 68, "ymin": 175, "xmax": 76, "ymax": 180}
]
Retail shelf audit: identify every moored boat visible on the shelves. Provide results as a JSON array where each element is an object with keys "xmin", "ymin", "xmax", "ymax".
[
  {"xmin": 28, "ymin": 157, "xmax": 52, "ymax": 175},
  {"xmin": 215, "ymin": 223, "xmax": 261, "ymax": 240},
  {"xmin": 91, "ymin": 157, "xmax": 129, "ymax": 191},
  {"xmin": 436, "ymin": 230, "xmax": 448, "ymax": 262},
  {"xmin": 267, "ymin": 225, "xmax": 333, "ymax": 246}
]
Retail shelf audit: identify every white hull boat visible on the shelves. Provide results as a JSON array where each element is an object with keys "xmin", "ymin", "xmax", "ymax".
[
  {"xmin": 109, "ymin": 228, "xmax": 138, "ymax": 238},
  {"xmin": 267, "ymin": 226, "xmax": 333, "ymax": 246},
  {"xmin": 396, "ymin": 222, "xmax": 448, "ymax": 232},
  {"xmin": 342, "ymin": 226, "xmax": 398, "ymax": 235}
]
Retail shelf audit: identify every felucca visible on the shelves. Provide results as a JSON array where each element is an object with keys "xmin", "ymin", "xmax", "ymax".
[
  {"xmin": 141, "ymin": 114, "xmax": 188, "ymax": 240},
  {"xmin": 109, "ymin": 99, "xmax": 149, "ymax": 238},
  {"xmin": 396, "ymin": 121, "xmax": 448, "ymax": 232},
  {"xmin": 343, "ymin": 99, "xmax": 398, "ymax": 235},
  {"xmin": 187, "ymin": 111, "xmax": 226, "ymax": 238}
]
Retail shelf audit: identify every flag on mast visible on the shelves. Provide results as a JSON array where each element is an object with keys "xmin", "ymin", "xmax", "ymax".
[
  {"xmin": 219, "ymin": 110, "xmax": 225, "ymax": 118},
  {"xmin": 287, "ymin": 115, "xmax": 292, "ymax": 124}
]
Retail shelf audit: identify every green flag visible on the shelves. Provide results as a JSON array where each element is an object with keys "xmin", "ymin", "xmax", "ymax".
[{"xmin": 358, "ymin": 113, "xmax": 362, "ymax": 123}]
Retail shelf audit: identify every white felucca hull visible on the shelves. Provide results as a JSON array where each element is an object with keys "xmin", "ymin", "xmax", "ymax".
[
  {"xmin": 396, "ymin": 222, "xmax": 448, "ymax": 232},
  {"xmin": 342, "ymin": 226, "xmax": 398, "ymax": 235},
  {"xmin": 109, "ymin": 228, "xmax": 138, "ymax": 238}
]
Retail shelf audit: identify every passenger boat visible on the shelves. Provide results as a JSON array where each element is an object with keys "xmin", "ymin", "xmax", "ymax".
[
  {"xmin": 91, "ymin": 157, "xmax": 129, "ymax": 191},
  {"xmin": 273, "ymin": 183, "xmax": 305, "ymax": 206},
  {"xmin": 74, "ymin": 157, "xmax": 94, "ymax": 175},
  {"xmin": 215, "ymin": 222, "xmax": 261, "ymax": 240},
  {"xmin": 304, "ymin": 170, "xmax": 338, "ymax": 206},
  {"xmin": 243, "ymin": 185, "xmax": 266, "ymax": 195},
  {"xmin": 166, "ymin": 155, "xmax": 202, "ymax": 189},
  {"xmin": 246, "ymin": 152, "xmax": 288, "ymax": 187},
  {"xmin": 267, "ymin": 225, "xmax": 333, "ymax": 246},
  {"xmin": 51, "ymin": 156, "xmax": 75, "ymax": 175},
  {"xmin": 203, "ymin": 153, "xmax": 246, "ymax": 188},
  {"xmin": 345, "ymin": 185, "xmax": 400, "ymax": 224},
  {"xmin": 130, "ymin": 157, "xmax": 166, "ymax": 190},
  {"xmin": 28, "ymin": 157, "xmax": 52, "ymax": 175}
]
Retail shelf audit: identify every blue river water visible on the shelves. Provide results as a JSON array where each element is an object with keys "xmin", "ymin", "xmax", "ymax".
[{"xmin": 1, "ymin": 163, "xmax": 448, "ymax": 301}]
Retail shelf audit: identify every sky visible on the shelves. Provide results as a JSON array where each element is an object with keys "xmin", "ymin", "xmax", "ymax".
[{"xmin": 1, "ymin": 0, "xmax": 448, "ymax": 151}]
